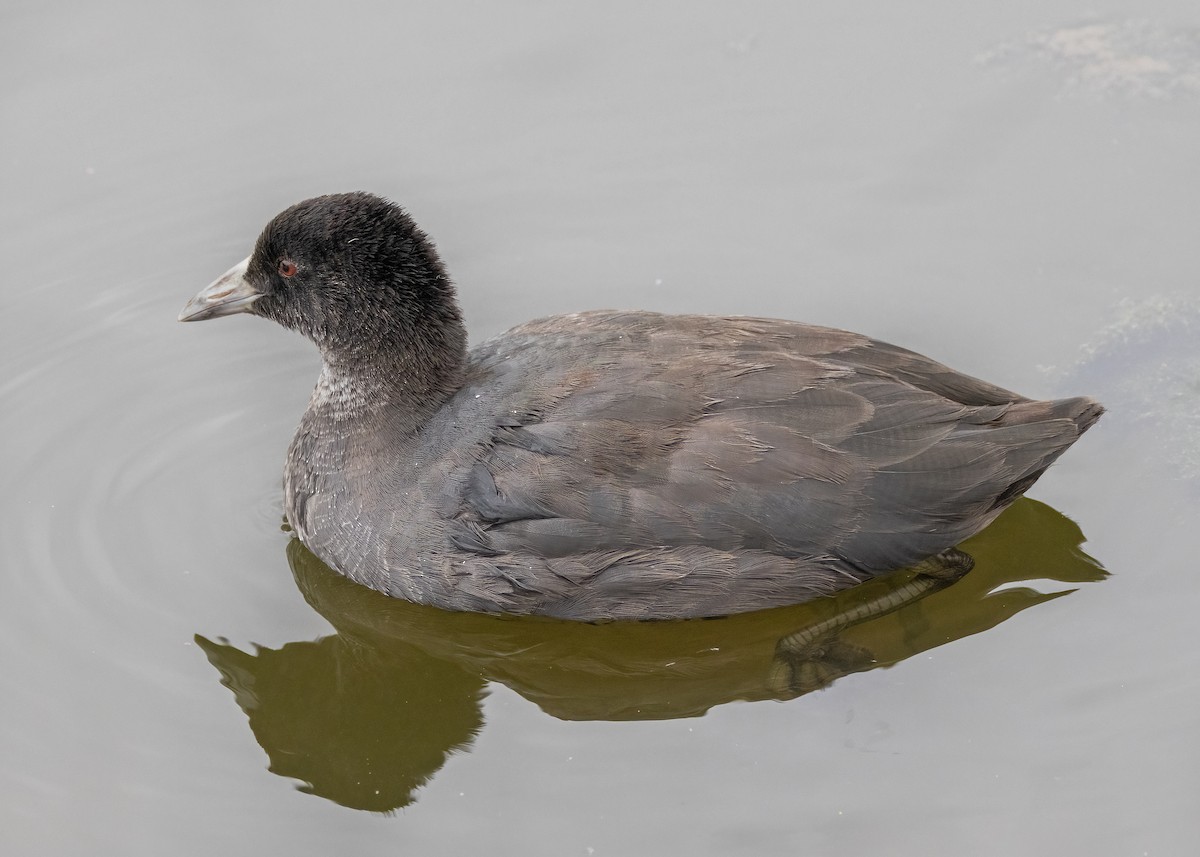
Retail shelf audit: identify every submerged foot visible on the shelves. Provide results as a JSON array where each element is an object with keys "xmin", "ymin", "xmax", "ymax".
[{"xmin": 767, "ymin": 549, "xmax": 975, "ymax": 694}]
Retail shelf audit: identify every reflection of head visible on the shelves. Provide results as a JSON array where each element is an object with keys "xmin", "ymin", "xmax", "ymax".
[{"xmin": 196, "ymin": 633, "xmax": 484, "ymax": 812}]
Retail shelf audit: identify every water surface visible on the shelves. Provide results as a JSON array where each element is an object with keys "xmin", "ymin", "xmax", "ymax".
[{"xmin": 2, "ymin": 2, "xmax": 1197, "ymax": 854}]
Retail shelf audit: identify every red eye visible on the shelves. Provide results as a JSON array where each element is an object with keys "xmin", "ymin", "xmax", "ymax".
[{"xmin": 278, "ymin": 259, "xmax": 298, "ymax": 278}]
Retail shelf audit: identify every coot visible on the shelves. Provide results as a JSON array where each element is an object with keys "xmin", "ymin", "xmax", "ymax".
[{"xmin": 180, "ymin": 192, "xmax": 1102, "ymax": 620}]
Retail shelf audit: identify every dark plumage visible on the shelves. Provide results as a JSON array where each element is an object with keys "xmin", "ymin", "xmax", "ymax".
[{"xmin": 180, "ymin": 192, "xmax": 1103, "ymax": 620}]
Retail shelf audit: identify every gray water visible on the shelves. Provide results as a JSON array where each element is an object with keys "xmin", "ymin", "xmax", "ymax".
[{"xmin": 3, "ymin": 2, "xmax": 1198, "ymax": 854}]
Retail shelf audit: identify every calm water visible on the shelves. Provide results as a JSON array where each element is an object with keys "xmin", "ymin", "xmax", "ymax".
[{"xmin": 3, "ymin": 2, "xmax": 1198, "ymax": 854}]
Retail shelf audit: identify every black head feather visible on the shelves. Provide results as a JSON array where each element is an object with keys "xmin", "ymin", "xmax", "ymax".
[{"xmin": 245, "ymin": 192, "xmax": 468, "ymax": 407}]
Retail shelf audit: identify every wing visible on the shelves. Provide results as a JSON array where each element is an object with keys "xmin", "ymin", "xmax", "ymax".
[{"xmin": 445, "ymin": 313, "xmax": 1089, "ymax": 576}]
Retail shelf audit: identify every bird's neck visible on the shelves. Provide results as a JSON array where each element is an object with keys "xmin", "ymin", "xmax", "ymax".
[{"xmin": 309, "ymin": 322, "xmax": 468, "ymax": 433}]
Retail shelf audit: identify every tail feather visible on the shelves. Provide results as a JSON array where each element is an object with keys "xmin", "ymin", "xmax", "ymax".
[
  {"xmin": 999, "ymin": 395, "xmax": 1105, "ymax": 435},
  {"xmin": 989, "ymin": 396, "xmax": 1104, "ymax": 511},
  {"xmin": 1066, "ymin": 396, "xmax": 1105, "ymax": 435}
]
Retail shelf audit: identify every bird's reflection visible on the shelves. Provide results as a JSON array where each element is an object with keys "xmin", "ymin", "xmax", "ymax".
[{"xmin": 197, "ymin": 497, "xmax": 1105, "ymax": 812}]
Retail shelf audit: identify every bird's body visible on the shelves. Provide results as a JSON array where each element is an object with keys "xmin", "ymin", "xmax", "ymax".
[{"xmin": 181, "ymin": 193, "xmax": 1101, "ymax": 620}]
